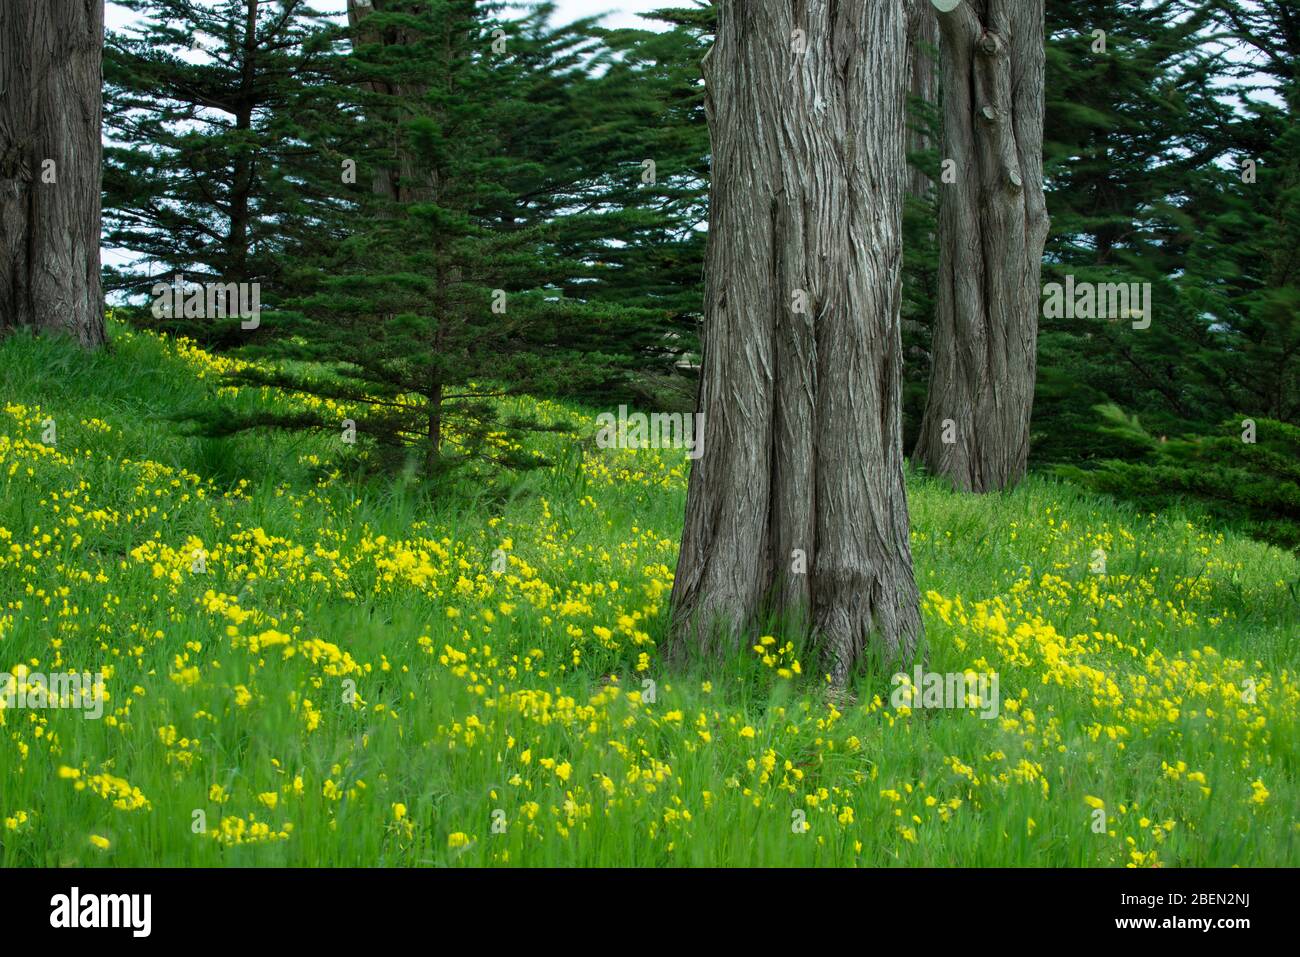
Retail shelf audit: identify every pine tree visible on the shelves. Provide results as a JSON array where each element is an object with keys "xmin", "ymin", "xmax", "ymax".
[
  {"xmin": 194, "ymin": 0, "xmax": 654, "ymax": 479},
  {"xmin": 579, "ymin": 5, "xmax": 712, "ymax": 409},
  {"xmin": 911, "ymin": 0, "xmax": 1050, "ymax": 493},
  {"xmin": 103, "ymin": 0, "xmax": 352, "ymax": 345},
  {"xmin": 1063, "ymin": 412, "xmax": 1300, "ymax": 550},
  {"xmin": 1060, "ymin": 3, "xmax": 1300, "ymax": 548},
  {"xmin": 1031, "ymin": 0, "xmax": 1238, "ymax": 466},
  {"xmin": 1180, "ymin": 1, "xmax": 1300, "ymax": 426}
]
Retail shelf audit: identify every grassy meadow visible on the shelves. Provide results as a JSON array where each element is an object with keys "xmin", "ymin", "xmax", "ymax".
[{"xmin": 1, "ymin": 324, "xmax": 1297, "ymax": 866}]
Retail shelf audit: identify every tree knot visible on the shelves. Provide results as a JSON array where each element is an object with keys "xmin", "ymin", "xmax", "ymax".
[{"xmin": 978, "ymin": 31, "xmax": 1004, "ymax": 57}]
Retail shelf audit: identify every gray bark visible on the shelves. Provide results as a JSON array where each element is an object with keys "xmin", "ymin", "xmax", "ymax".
[
  {"xmin": 0, "ymin": 0, "xmax": 106, "ymax": 346},
  {"xmin": 669, "ymin": 0, "xmax": 921, "ymax": 684},
  {"xmin": 912, "ymin": 0, "xmax": 1050, "ymax": 492},
  {"xmin": 907, "ymin": 1, "xmax": 939, "ymax": 201}
]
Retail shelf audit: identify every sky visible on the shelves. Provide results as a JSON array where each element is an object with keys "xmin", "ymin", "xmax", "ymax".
[{"xmin": 105, "ymin": 0, "xmax": 674, "ymax": 32}]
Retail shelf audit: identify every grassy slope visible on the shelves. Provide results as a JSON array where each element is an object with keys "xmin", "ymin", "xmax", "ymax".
[{"xmin": 1, "ymin": 324, "xmax": 1297, "ymax": 866}]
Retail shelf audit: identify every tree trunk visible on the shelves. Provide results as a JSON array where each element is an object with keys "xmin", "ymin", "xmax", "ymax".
[
  {"xmin": 912, "ymin": 0, "xmax": 1049, "ymax": 492},
  {"xmin": 669, "ymin": 0, "xmax": 921, "ymax": 684},
  {"xmin": 347, "ymin": 0, "xmax": 436, "ymax": 205},
  {"xmin": 226, "ymin": 0, "xmax": 261, "ymax": 281},
  {"xmin": 907, "ymin": 1, "xmax": 939, "ymax": 201},
  {"xmin": 0, "ymin": 0, "xmax": 106, "ymax": 346}
]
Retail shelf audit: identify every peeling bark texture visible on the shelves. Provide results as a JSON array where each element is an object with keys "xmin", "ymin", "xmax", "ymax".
[
  {"xmin": 669, "ymin": 0, "xmax": 921, "ymax": 685},
  {"xmin": 913, "ymin": 0, "xmax": 1049, "ymax": 492},
  {"xmin": 0, "ymin": 0, "xmax": 106, "ymax": 346}
]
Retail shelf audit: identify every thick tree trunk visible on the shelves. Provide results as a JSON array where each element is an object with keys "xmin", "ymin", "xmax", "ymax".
[
  {"xmin": 0, "ymin": 0, "xmax": 106, "ymax": 346},
  {"xmin": 907, "ymin": 1, "xmax": 939, "ymax": 201},
  {"xmin": 669, "ymin": 0, "xmax": 921, "ymax": 684},
  {"xmin": 912, "ymin": 0, "xmax": 1049, "ymax": 492}
]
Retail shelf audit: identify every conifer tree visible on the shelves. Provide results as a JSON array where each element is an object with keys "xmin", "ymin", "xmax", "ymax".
[
  {"xmin": 197, "ymin": 0, "xmax": 661, "ymax": 478},
  {"xmin": 103, "ymin": 0, "xmax": 349, "ymax": 345},
  {"xmin": 1031, "ymin": 0, "xmax": 1237, "ymax": 465}
]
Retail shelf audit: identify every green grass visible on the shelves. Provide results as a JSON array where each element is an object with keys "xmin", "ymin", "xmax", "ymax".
[{"xmin": 1, "ymin": 323, "xmax": 1297, "ymax": 866}]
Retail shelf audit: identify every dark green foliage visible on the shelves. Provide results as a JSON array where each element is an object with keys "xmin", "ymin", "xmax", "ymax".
[
  {"xmin": 1179, "ymin": 80, "xmax": 1300, "ymax": 427},
  {"xmin": 1031, "ymin": 2, "xmax": 1298, "ymax": 486},
  {"xmin": 1063, "ymin": 412, "xmax": 1300, "ymax": 549},
  {"xmin": 103, "ymin": 0, "xmax": 352, "ymax": 347},
  {"xmin": 1032, "ymin": 0, "xmax": 1239, "ymax": 466},
  {"xmin": 183, "ymin": 1, "xmax": 697, "ymax": 480},
  {"xmin": 96, "ymin": 0, "xmax": 1300, "ymax": 536},
  {"xmin": 580, "ymin": 5, "xmax": 713, "ymax": 410},
  {"xmin": 1042, "ymin": 1, "xmax": 1231, "ymax": 275}
]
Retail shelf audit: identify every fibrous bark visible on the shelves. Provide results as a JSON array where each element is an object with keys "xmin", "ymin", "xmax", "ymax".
[
  {"xmin": 669, "ymin": 0, "xmax": 921, "ymax": 684},
  {"xmin": 912, "ymin": 0, "xmax": 1049, "ymax": 492},
  {"xmin": 907, "ymin": 0, "xmax": 940, "ymax": 201},
  {"xmin": 0, "ymin": 0, "xmax": 106, "ymax": 345}
]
